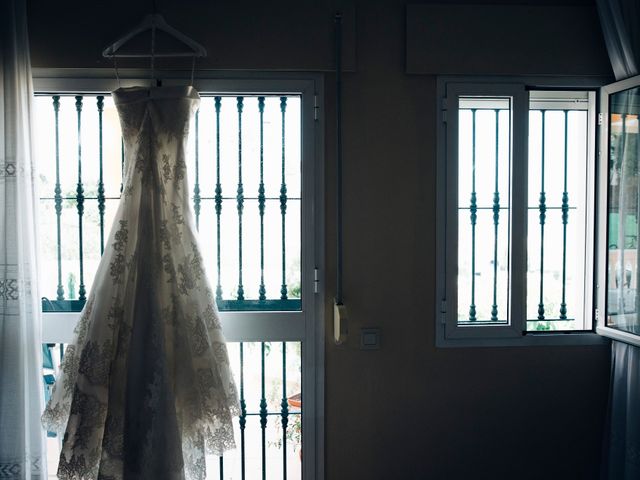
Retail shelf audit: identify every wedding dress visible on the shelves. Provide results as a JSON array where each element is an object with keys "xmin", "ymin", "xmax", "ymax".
[{"xmin": 42, "ymin": 86, "xmax": 239, "ymax": 480}]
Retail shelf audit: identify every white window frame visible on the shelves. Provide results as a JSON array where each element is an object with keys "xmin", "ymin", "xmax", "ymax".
[
  {"xmin": 33, "ymin": 68, "xmax": 325, "ymax": 480},
  {"xmin": 436, "ymin": 75, "xmax": 609, "ymax": 348},
  {"xmin": 596, "ymin": 73, "xmax": 640, "ymax": 348}
]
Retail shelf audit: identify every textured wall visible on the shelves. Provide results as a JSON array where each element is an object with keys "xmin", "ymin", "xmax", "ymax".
[{"xmin": 28, "ymin": 1, "xmax": 613, "ymax": 478}]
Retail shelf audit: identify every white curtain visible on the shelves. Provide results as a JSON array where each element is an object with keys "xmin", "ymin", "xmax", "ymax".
[
  {"xmin": 0, "ymin": 0, "xmax": 47, "ymax": 478},
  {"xmin": 597, "ymin": 0, "xmax": 640, "ymax": 478}
]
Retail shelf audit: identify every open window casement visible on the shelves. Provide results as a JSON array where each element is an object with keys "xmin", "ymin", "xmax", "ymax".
[
  {"xmin": 597, "ymin": 74, "xmax": 640, "ymax": 347},
  {"xmin": 440, "ymin": 83, "xmax": 530, "ymax": 341}
]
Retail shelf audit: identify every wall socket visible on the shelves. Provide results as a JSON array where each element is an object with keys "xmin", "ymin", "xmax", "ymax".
[{"xmin": 360, "ymin": 328, "xmax": 380, "ymax": 350}]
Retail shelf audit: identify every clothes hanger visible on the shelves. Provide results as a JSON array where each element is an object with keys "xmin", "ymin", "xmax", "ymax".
[
  {"xmin": 102, "ymin": 13, "xmax": 207, "ymax": 59},
  {"xmin": 102, "ymin": 13, "xmax": 206, "ymax": 87}
]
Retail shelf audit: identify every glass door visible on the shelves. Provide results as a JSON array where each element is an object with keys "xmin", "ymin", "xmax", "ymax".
[{"xmin": 33, "ymin": 72, "xmax": 324, "ymax": 480}]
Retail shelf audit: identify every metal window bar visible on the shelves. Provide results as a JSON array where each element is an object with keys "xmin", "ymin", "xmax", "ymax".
[
  {"xmin": 39, "ymin": 94, "xmax": 302, "ymax": 313},
  {"xmin": 537, "ymin": 110, "xmax": 547, "ymax": 321},
  {"xmin": 560, "ymin": 110, "xmax": 569, "ymax": 320},
  {"xmin": 239, "ymin": 342, "xmax": 247, "ymax": 479},
  {"xmin": 468, "ymin": 108, "xmax": 478, "ymax": 322},
  {"xmin": 490, "ymin": 109, "xmax": 500, "ymax": 322},
  {"xmin": 53, "ymin": 96, "xmax": 64, "ymax": 301},
  {"xmin": 215, "ymin": 96, "xmax": 223, "ymax": 302},
  {"xmin": 75, "ymin": 96, "xmax": 86, "ymax": 303},
  {"xmin": 260, "ymin": 342, "xmax": 268, "ymax": 479},
  {"xmin": 237, "ymin": 97, "xmax": 245, "ymax": 301},
  {"xmin": 258, "ymin": 97, "xmax": 267, "ymax": 301},
  {"xmin": 280, "ymin": 97, "xmax": 288, "ymax": 301},
  {"xmin": 97, "ymin": 96, "xmax": 106, "ymax": 254},
  {"xmin": 280, "ymin": 342, "xmax": 289, "ymax": 480}
]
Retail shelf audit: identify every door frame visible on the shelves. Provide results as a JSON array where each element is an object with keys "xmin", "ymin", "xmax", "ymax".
[{"xmin": 33, "ymin": 68, "xmax": 326, "ymax": 480}]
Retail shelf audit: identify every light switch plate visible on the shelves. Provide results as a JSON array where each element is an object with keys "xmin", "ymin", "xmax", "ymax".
[{"xmin": 360, "ymin": 328, "xmax": 380, "ymax": 350}]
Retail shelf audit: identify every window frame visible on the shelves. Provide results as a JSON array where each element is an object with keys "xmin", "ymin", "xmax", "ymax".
[
  {"xmin": 596, "ymin": 73, "xmax": 640, "ymax": 348},
  {"xmin": 32, "ymin": 68, "xmax": 326, "ymax": 480},
  {"xmin": 436, "ymin": 75, "xmax": 609, "ymax": 348}
]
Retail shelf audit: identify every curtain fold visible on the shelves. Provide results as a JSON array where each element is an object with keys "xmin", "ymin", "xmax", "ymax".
[
  {"xmin": 0, "ymin": 0, "xmax": 47, "ymax": 479},
  {"xmin": 602, "ymin": 341, "xmax": 640, "ymax": 479},
  {"xmin": 597, "ymin": 0, "xmax": 640, "ymax": 478},
  {"xmin": 596, "ymin": 0, "xmax": 640, "ymax": 79}
]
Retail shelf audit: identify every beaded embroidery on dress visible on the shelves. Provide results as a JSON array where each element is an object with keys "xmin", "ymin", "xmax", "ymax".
[{"xmin": 42, "ymin": 86, "xmax": 239, "ymax": 480}]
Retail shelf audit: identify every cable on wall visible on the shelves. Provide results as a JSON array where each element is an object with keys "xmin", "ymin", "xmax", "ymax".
[{"xmin": 334, "ymin": 12, "xmax": 348, "ymax": 345}]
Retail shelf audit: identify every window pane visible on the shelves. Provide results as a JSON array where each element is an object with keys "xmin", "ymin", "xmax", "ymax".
[
  {"xmin": 34, "ymin": 94, "xmax": 303, "ymax": 311},
  {"xmin": 457, "ymin": 98, "xmax": 511, "ymax": 324},
  {"xmin": 526, "ymin": 92, "xmax": 592, "ymax": 331},
  {"xmin": 606, "ymin": 87, "xmax": 640, "ymax": 335},
  {"xmin": 45, "ymin": 341, "xmax": 304, "ymax": 479}
]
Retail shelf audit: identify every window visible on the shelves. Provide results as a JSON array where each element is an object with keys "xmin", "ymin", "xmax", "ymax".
[
  {"xmin": 437, "ymin": 78, "xmax": 603, "ymax": 346},
  {"xmin": 597, "ymin": 74, "xmax": 640, "ymax": 348},
  {"xmin": 36, "ymin": 94, "xmax": 303, "ymax": 312},
  {"xmin": 34, "ymin": 72, "xmax": 324, "ymax": 479}
]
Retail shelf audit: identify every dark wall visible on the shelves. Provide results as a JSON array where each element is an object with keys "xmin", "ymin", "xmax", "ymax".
[{"xmin": 28, "ymin": 1, "xmax": 613, "ymax": 478}]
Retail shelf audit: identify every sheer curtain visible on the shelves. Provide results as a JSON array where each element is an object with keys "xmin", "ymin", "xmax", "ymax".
[
  {"xmin": 597, "ymin": 0, "xmax": 640, "ymax": 478},
  {"xmin": 0, "ymin": 0, "xmax": 47, "ymax": 478}
]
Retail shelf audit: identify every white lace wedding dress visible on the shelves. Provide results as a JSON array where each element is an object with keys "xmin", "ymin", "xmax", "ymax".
[{"xmin": 42, "ymin": 86, "xmax": 239, "ymax": 480}]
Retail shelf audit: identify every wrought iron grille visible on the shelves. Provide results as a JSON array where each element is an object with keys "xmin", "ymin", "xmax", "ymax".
[
  {"xmin": 44, "ymin": 341, "xmax": 303, "ymax": 479},
  {"xmin": 456, "ymin": 94, "xmax": 592, "ymax": 331},
  {"xmin": 35, "ymin": 94, "xmax": 302, "ymax": 313},
  {"xmin": 457, "ymin": 99, "xmax": 511, "ymax": 325}
]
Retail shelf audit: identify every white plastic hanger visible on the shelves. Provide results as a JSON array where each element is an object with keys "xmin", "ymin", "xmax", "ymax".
[{"xmin": 102, "ymin": 13, "xmax": 207, "ymax": 58}]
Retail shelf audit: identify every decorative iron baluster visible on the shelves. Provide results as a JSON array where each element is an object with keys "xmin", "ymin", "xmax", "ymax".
[
  {"xmin": 260, "ymin": 342, "xmax": 268, "ymax": 480},
  {"xmin": 215, "ymin": 97, "xmax": 223, "ymax": 302},
  {"xmin": 491, "ymin": 109, "xmax": 500, "ymax": 322},
  {"xmin": 538, "ymin": 111, "xmax": 547, "ymax": 321},
  {"xmin": 281, "ymin": 342, "xmax": 289, "ymax": 479},
  {"xmin": 75, "ymin": 96, "xmax": 86, "ymax": 303},
  {"xmin": 280, "ymin": 97, "xmax": 288, "ymax": 300},
  {"xmin": 53, "ymin": 96, "xmax": 64, "ymax": 301},
  {"xmin": 237, "ymin": 97, "xmax": 245, "ymax": 301},
  {"xmin": 239, "ymin": 342, "xmax": 247, "ymax": 480},
  {"xmin": 560, "ymin": 110, "xmax": 569, "ymax": 320},
  {"xmin": 194, "ymin": 109, "xmax": 201, "ymax": 230},
  {"xmin": 469, "ymin": 109, "xmax": 477, "ymax": 322},
  {"xmin": 97, "ymin": 96, "xmax": 106, "ymax": 254},
  {"xmin": 258, "ymin": 97, "xmax": 267, "ymax": 301}
]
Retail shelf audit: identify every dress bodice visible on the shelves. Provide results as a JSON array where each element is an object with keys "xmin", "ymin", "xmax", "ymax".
[
  {"xmin": 112, "ymin": 86, "xmax": 200, "ymax": 194},
  {"xmin": 113, "ymin": 85, "xmax": 199, "ymax": 131}
]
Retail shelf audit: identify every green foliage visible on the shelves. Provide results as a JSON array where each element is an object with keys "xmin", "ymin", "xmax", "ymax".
[
  {"xmin": 289, "ymin": 282, "xmax": 301, "ymax": 299},
  {"xmin": 535, "ymin": 321, "xmax": 551, "ymax": 331}
]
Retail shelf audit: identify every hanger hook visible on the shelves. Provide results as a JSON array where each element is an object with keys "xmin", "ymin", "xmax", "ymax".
[{"xmin": 152, "ymin": 0, "xmax": 158, "ymax": 13}]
